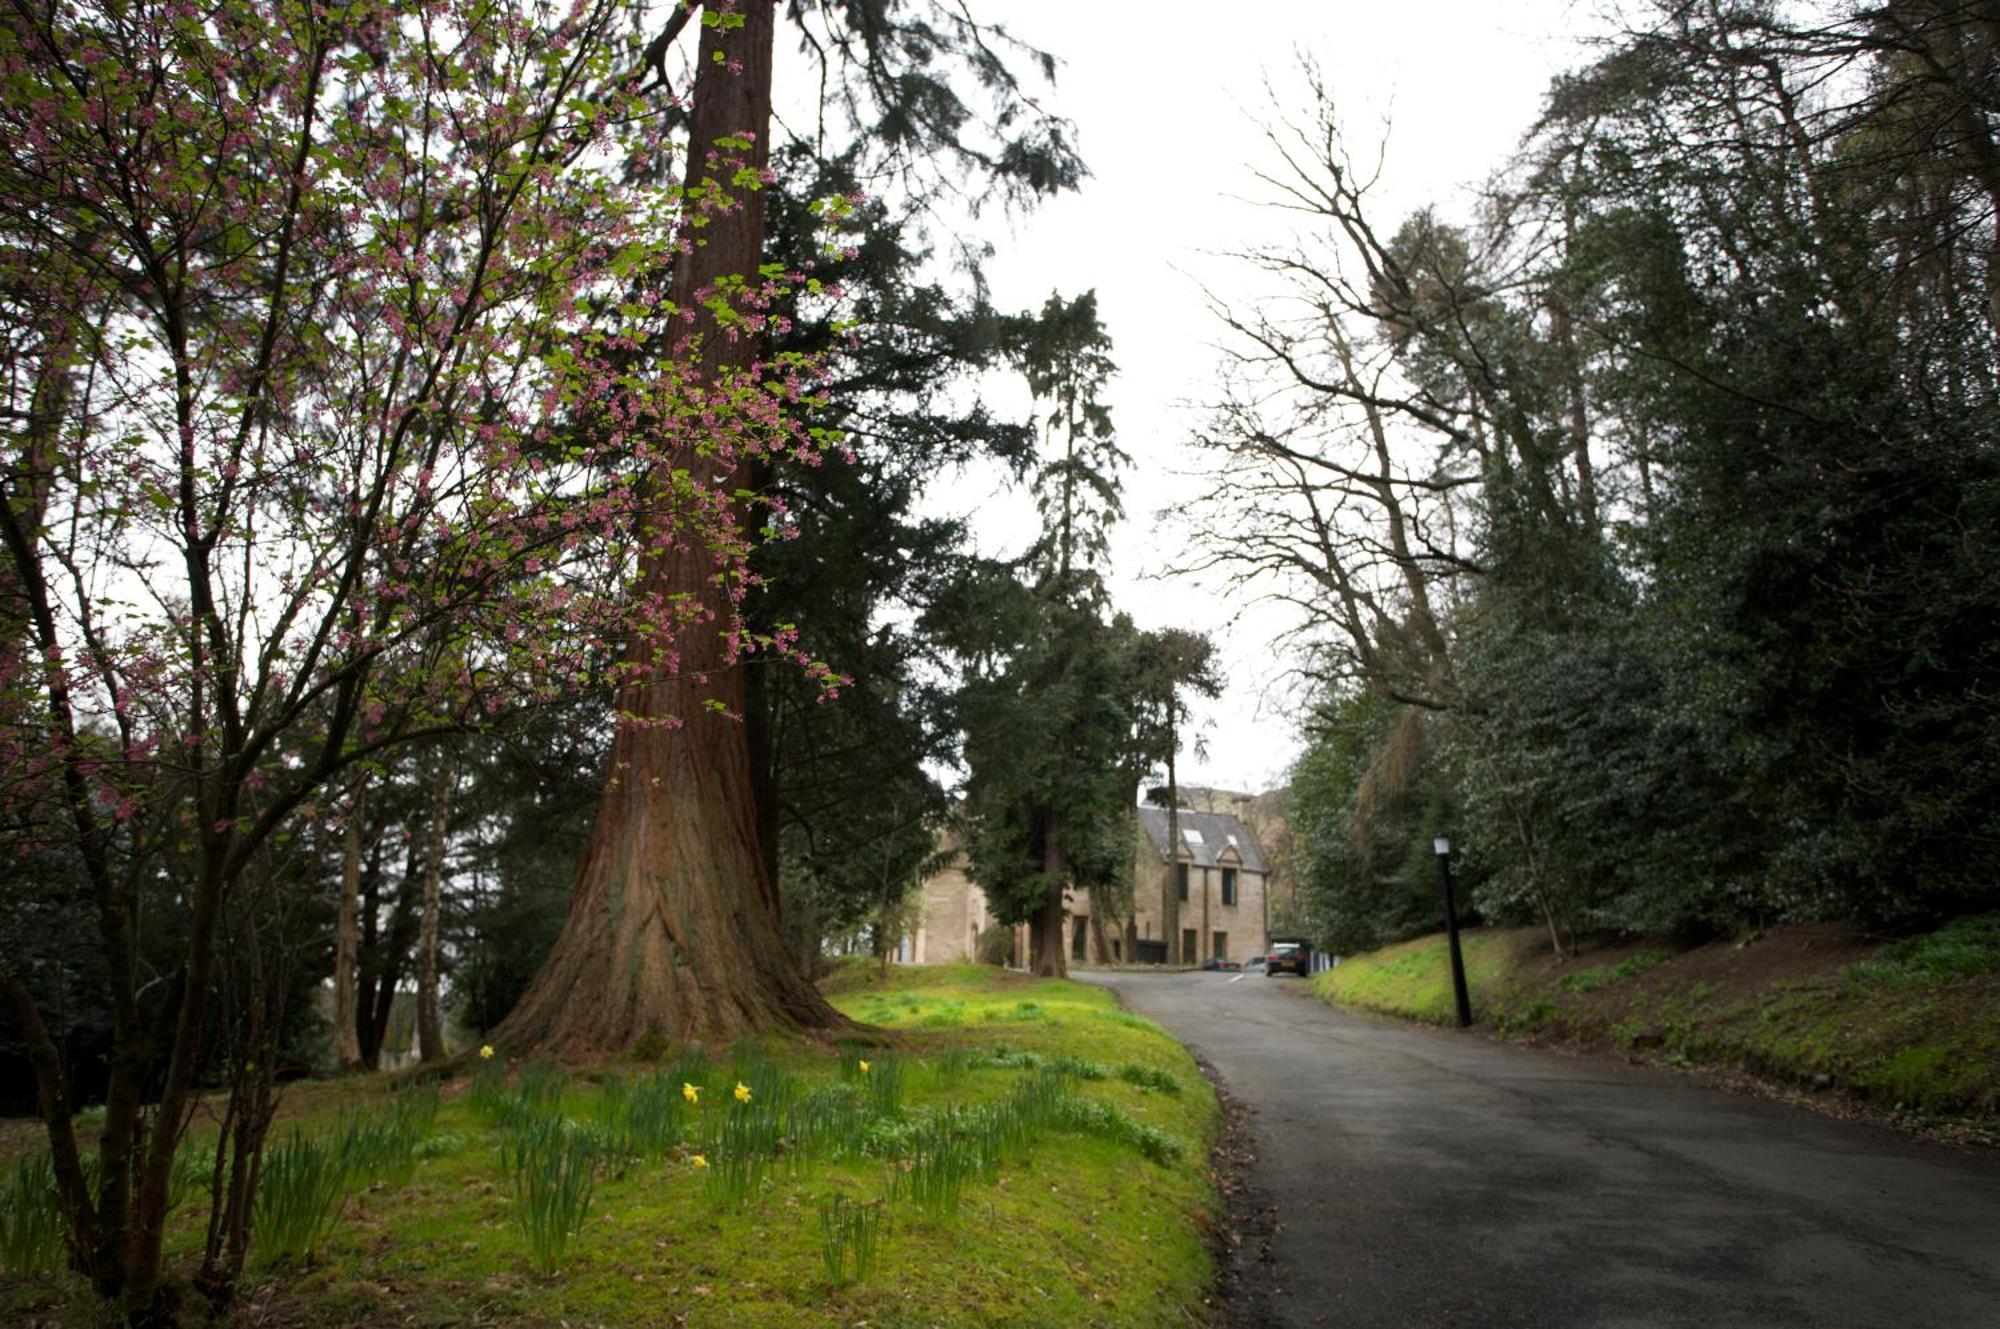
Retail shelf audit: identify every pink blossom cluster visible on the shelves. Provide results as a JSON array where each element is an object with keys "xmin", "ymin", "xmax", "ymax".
[{"xmin": 0, "ymin": 0, "xmax": 857, "ymax": 864}]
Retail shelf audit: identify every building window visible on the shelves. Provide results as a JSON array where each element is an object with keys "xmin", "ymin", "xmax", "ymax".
[
  {"xmin": 1176, "ymin": 862, "xmax": 1189, "ymax": 902},
  {"xmin": 1221, "ymin": 868, "xmax": 1238, "ymax": 905},
  {"xmin": 1213, "ymin": 931, "xmax": 1228, "ymax": 962}
]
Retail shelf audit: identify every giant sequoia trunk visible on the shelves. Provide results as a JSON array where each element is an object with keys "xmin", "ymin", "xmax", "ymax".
[{"xmin": 497, "ymin": 0, "xmax": 841, "ymax": 1052}]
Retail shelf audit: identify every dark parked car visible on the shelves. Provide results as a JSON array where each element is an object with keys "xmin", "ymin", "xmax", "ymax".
[
  {"xmin": 1199, "ymin": 956, "xmax": 1242, "ymax": 972},
  {"xmin": 1265, "ymin": 939, "xmax": 1310, "ymax": 977}
]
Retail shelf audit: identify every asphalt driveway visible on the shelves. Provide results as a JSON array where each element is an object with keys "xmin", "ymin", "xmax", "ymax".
[{"xmin": 1084, "ymin": 969, "xmax": 2000, "ymax": 1329}]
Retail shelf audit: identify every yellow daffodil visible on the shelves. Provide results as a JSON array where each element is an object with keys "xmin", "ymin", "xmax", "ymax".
[
  {"xmin": 691, "ymin": 1154, "xmax": 708, "ymax": 1169},
  {"xmin": 478, "ymin": 1045, "xmax": 495, "ymax": 1060},
  {"xmin": 858, "ymin": 1059, "xmax": 871, "ymax": 1075},
  {"xmin": 682, "ymin": 1082, "xmax": 700, "ymax": 1104},
  {"xmin": 733, "ymin": 1081, "xmax": 752, "ymax": 1104}
]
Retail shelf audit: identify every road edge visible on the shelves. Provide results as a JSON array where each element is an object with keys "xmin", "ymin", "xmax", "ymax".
[
  {"xmin": 1085, "ymin": 972, "xmax": 1284, "ymax": 1328},
  {"xmin": 1187, "ymin": 1049, "xmax": 1281, "ymax": 1329}
]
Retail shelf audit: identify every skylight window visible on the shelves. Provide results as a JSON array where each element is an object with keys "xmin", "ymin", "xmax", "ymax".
[{"xmin": 1181, "ymin": 828, "xmax": 1205, "ymax": 845}]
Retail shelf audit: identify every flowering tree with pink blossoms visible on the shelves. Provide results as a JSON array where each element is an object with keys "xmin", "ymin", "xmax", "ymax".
[{"xmin": 0, "ymin": 0, "xmax": 844, "ymax": 1314}]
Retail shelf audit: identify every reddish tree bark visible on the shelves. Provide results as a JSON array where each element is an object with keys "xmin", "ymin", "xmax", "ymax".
[{"xmin": 497, "ymin": 0, "xmax": 841, "ymax": 1052}]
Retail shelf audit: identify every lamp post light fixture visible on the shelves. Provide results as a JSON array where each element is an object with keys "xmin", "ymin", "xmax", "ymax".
[{"xmin": 1434, "ymin": 835, "xmax": 1473, "ymax": 1029}]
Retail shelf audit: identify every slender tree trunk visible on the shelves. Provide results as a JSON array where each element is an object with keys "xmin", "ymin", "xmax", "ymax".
[
  {"xmin": 1548, "ymin": 194, "xmax": 1599, "ymax": 536},
  {"xmin": 334, "ymin": 774, "xmax": 367, "ymax": 1071},
  {"xmin": 417, "ymin": 754, "xmax": 455, "ymax": 1062},
  {"xmin": 1030, "ymin": 810, "xmax": 1068, "ymax": 977},
  {"xmin": 1511, "ymin": 804, "xmax": 1571, "ymax": 959},
  {"xmin": 497, "ymin": 0, "xmax": 841, "ymax": 1053},
  {"xmin": 1087, "ymin": 910, "xmax": 1111, "ymax": 964},
  {"xmin": 357, "ymin": 838, "xmax": 414, "ymax": 1069}
]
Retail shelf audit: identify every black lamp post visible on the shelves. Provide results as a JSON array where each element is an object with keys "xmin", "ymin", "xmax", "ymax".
[{"xmin": 1434, "ymin": 835, "xmax": 1473, "ymax": 1029}]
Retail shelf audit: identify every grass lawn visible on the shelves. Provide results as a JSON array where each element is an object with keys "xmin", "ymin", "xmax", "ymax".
[
  {"xmin": 1, "ymin": 963, "xmax": 1220, "ymax": 1327},
  {"xmin": 1312, "ymin": 915, "xmax": 2000, "ymax": 1130}
]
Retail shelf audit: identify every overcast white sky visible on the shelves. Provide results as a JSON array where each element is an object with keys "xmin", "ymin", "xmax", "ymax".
[{"xmin": 917, "ymin": 1, "xmax": 1606, "ymax": 794}]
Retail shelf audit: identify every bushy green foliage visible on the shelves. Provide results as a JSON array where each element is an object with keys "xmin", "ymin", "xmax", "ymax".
[
  {"xmin": 1848, "ymin": 915, "xmax": 2000, "ymax": 988},
  {"xmin": 1280, "ymin": 0, "xmax": 2000, "ymax": 951},
  {"xmin": 1290, "ymin": 691, "xmax": 1455, "ymax": 955}
]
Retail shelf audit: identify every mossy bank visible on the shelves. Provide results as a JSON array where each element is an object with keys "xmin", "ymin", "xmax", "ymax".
[
  {"xmin": 1311, "ymin": 915, "xmax": 2000, "ymax": 1130},
  {"xmin": 1, "ymin": 963, "xmax": 1221, "ymax": 1328}
]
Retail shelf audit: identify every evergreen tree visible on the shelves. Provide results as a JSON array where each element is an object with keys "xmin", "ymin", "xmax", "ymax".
[{"xmin": 956, "ymin": 293, "xmax": 1133, "ymax": 976}]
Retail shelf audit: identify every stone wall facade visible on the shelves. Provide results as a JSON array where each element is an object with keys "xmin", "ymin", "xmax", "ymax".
[{"xmin": 905, "ymin": 806, "xmax": 1274, "ymax": 967}]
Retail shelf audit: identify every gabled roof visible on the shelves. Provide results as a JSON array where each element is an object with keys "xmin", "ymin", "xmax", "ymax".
[{"xmin": 1137, "ymin": 806, "xmax": 1267, "ymax": 873}]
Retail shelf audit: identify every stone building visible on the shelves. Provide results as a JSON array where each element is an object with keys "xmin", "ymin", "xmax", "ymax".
[
  {"xmin": 903, "ymin": 803, "xmax": 1273, "ymax": 967},
  {"xmin": 1061, "ymin": 806, "xmax": 1272, "ymax": 966},
  {"xmin": 1179, "ymin": 785, "xmax": 1298, "ymax": 935},
  {"xmin": 897, "ymin": 841, "xmax": 1000, "ymax": 965}
]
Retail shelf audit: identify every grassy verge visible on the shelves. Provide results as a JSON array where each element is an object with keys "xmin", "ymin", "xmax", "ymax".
[
  {"xmin": 1312, "ymin": 915, "xmax": 2000, "ymax": 1128},
  {"xmin": 1, "ymin": 962, "xmax": 1219, "ymax": 1327}
]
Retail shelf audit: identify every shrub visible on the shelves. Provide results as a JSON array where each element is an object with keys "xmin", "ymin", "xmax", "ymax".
[
  {"xmin": 1556, "ymin": 966, "xmax": 1609, "ymax": 993},
  {"xmin": 1613, "ymin": 950, "xmax": 1673, "ymax": 981},
  {"xmin": 1849, "ymin": 915, "xmax": 2000, "ymax": 988},
  {"xmin": 975, "ymin": 924, "xmax": 1013, "ymax": 966}
]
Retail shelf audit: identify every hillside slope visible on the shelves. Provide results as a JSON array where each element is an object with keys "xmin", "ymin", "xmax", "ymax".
[{"xmin": 1312, "ymin": 917, "xmax": 2000, "ymax": 1131}]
